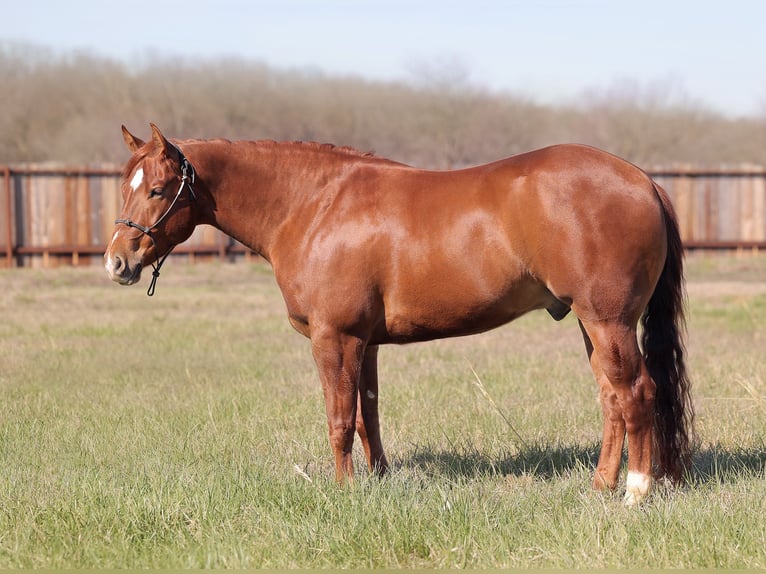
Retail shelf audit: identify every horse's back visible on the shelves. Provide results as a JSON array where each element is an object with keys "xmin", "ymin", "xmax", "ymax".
[{"xmin": 278, "ymin": 144, "xmax": 668, "ymax": 342}]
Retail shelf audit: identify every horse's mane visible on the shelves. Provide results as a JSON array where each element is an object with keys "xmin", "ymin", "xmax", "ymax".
[
  {"xmin": 260, "ymin": 140, "xmax": 380, "ymax": 159},
  {"xmin": 187, "ymin": 138, "xmax": 404, "ymax": 165},
  {"xmin": 249, "ymin": 139, "xmax": 407, "ymax": 166},
  {"xmin": 122, "ymin": 137, "xmax": 404, "ymax": 177}
]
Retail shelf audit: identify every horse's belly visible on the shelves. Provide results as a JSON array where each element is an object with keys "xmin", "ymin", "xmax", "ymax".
[
  {"xmin": 381, "ymin": 310, "xmax": 523, "ymax": 344},
  {"xmin": 378, "ymin": 282, "xmax": 556, "ymax": 344}
]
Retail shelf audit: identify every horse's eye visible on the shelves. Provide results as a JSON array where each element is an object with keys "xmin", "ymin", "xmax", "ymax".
[{"xmin": 150, "ymin": 188, "xmax": 163, "ymax": 198}]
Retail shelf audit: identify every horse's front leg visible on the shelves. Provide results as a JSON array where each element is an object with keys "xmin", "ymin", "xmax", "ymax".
[
  {"xmin": 311, "ymin": 328, "xmax": 366, "ymax": 483},
  {"xmin": 356, "ymin": 345, "xmax": 389, "ymax": 475}
]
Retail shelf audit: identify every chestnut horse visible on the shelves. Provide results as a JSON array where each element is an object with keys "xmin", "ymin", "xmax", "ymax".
[{"xmin": 105, "ymin": 124, "xmax": 693, "ymax": 505}]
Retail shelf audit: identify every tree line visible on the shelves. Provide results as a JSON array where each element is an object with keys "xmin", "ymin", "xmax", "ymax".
[{"xmin": 1, "ymin": 43, "xmax": 764, "ymax": 169}]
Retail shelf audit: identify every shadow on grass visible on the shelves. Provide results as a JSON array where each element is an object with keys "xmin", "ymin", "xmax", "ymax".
[
  {"xmin": 404, "ymin": 441, "xmax": 600, "ymax": 481},
  {"xmin": 690, "ymin": 443, "xmax": 766, "ymax": 484},
  {"xmin": 404, "ymin": 441, "xmax": 765, "ymax": 484}
]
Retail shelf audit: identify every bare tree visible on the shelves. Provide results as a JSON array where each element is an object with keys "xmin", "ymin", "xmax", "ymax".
[{"xmin": 1, "ymin": 43, "xmax": 764, "ymax": 168}]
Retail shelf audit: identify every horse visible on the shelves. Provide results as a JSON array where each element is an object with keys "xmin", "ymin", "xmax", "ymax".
[{"xmin": 105, "ymin": 124, "xmax": 693, "ymax": 505}]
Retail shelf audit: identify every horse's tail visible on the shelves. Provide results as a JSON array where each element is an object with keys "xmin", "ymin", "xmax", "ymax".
[{"xmin": 641, "ymin": 183, "xmax": 695, "ymax": 482}]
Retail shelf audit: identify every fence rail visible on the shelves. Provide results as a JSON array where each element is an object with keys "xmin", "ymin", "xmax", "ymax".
[{"xmin": 2, "ymin": 163, "xmax": 766, "ymax": 268}]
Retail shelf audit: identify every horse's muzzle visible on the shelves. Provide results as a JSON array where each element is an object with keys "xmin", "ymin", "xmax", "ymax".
[{"xmin": 104, "ymin": 253, "xmax": 143, "ymax": 285}]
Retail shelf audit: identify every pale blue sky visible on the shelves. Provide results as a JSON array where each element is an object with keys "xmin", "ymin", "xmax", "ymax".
[{"xmin": 4, "ymin": 0, "xmax": 765, "ymax": 117}]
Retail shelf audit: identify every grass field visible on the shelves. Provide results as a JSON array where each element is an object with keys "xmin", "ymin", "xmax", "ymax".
[{"xmin": 0, "ymin": 254, "xmax": 764, "ymax": 568}]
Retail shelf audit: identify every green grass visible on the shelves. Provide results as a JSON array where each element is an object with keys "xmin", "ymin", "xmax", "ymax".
[{"xmin": 0, "ymin": 255, "xmax": 765, "ymax": 568}]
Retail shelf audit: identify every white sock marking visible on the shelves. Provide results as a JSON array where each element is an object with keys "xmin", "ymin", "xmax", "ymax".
[{"xmin": 624, "ymin": 471, "xmax": 652, "ymax": 506}]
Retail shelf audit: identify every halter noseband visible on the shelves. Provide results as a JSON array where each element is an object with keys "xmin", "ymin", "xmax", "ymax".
[{"xmin": 114, "ymin": 144, "xmax": 196, "ymax": 296}]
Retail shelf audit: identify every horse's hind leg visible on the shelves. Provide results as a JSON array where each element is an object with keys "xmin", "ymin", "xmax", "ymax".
[
  {"xmin": 579, "ymin": 320, "xmax": 625, "ymax": 492},
  {"xmin": 355, "ymin": 345, "xmax": 390, "ymax": 475},
  {"xmin": 580, "ymin": 320, "xmax": 656, "ymax": 505}
]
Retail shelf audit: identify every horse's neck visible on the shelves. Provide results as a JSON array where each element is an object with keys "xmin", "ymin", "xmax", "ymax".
[{"xmin": 190, "ymin": 140, "xmax": 344, "ymax": 262}]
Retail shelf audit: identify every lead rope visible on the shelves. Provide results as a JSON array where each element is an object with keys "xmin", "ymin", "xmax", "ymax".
[{"xmin": 146, "ymin": 249, "xmax": 171, "ymax": 296}]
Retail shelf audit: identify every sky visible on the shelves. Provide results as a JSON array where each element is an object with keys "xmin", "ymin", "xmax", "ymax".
[{"xmin": 3, "ymin": 0, "xmax": 765, "ymax": 117}]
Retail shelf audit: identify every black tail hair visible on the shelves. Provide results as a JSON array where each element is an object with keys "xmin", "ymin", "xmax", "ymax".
[{"xmin": 641, "ymin": 183, "xmax": 695, "ymax": 482}]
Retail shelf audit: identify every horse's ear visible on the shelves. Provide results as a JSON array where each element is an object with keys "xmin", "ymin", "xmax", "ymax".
[
  {"xmin": 150, "ymin": 123, "xmax": 173, "ymax": 157},
  {"xmin": 121, "ymin": 125, "xmax": 144, "ymax": 152}
]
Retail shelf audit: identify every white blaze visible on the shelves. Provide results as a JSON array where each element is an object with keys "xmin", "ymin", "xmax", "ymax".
[
  {"xmin": 105, "ymin": 233, "xmax": 120, "ymax": 275},
  {"xmin": 105, "ymin": 255, "xmax": 116, "ymax": 277},
  {"xmin": 106, "ymin": 165, "xmax": 143, "ymax": 280},
  {"xmin": 130, "ymin": 167, "xmax": 144, "ymax": 191}
]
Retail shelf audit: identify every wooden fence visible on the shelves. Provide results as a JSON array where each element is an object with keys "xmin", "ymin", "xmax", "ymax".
[
  {"xmin": 1, "ymin": 164, "xmax": 248, "ymax": 268},
  {"xmin": 2, "ymin": 163, "xmax": 766, "ymax": 268},
  {"xmin": 652, "ymin": 165, "xmax": 766, "ymax": 250}
]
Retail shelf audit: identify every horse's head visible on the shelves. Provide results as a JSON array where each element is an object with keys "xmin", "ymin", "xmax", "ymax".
[{"xmin": 105, "ymin": 124, "xmax": 197, "ymax": 293}]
